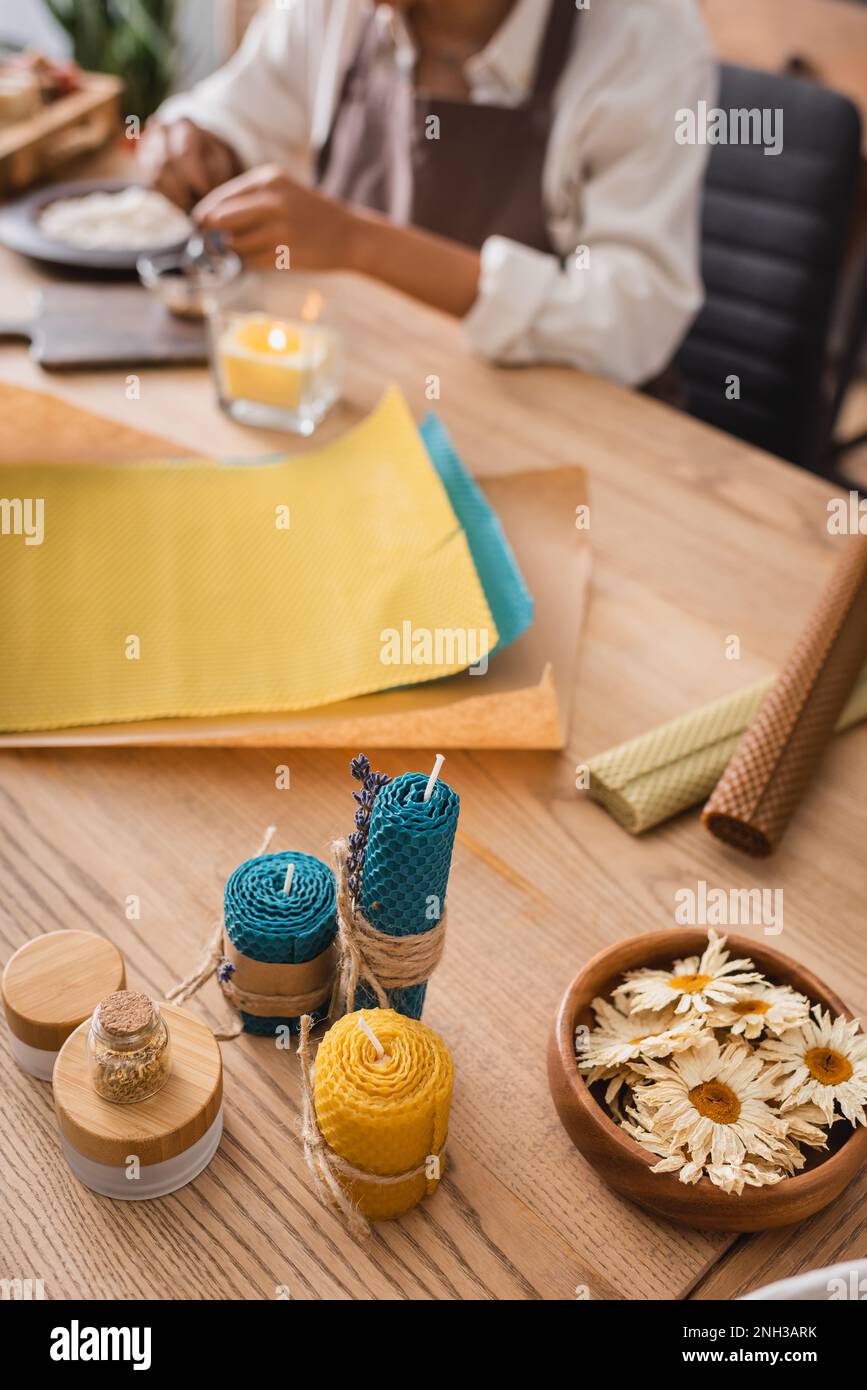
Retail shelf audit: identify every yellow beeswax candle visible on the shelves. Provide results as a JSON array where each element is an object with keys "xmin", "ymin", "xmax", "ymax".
[
  {"xmin": 217, "ymin": 313, "xmax": 329, "ymax": 410},
  {"xmin": 313, "ymin": 1008, "xmax": 454, "ymax": 1221}
]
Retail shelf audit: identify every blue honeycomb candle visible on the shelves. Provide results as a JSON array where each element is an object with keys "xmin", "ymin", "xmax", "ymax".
[
  {"xmin": 358, "ymin": 769, "xmax": 460, "ymax": 1019},
  {"xmin": 223, "ymin": 851, "xmax": 337, "ymax": 1035}
]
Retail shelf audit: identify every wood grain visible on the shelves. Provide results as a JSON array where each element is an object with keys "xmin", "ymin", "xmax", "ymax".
[{"xmin": 0, "ymin": 148, "xmax": 866, "ymax": 1299}]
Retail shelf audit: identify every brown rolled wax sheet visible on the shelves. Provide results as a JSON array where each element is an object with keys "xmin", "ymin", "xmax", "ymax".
[{"xmin": 702, "ymin": 534, "xmax": 867, "ymax": 856}]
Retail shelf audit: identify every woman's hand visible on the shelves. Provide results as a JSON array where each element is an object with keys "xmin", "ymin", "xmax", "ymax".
[
  {"xmin": 192, "ymin": 164, "xmax": 355, "ymax": 268},
  {"xmin": 139, "ymin": 117, "xmax": 240, "ymax": 211},
  {"xmin": 195, "ymin": 162, "xmax": 480, "ymax": 318}
]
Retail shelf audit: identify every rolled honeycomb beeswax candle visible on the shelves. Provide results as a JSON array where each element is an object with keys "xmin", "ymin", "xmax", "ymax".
[
  {"xmin": 359, "ymin": 772, "xmax": 459, "ymax": 1019},
  {"xmin": 224, "ymin": 851, "xmax": 336, "ymax": 1035},
  {"xmin": 313, "ymin": 1008, "xmax": 454, "ymax": 1222}
]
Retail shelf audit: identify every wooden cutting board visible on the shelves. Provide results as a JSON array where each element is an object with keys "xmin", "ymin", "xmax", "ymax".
[{"xmin": 0, "ymin": 284, "xmax": 206, "ymax": 369}]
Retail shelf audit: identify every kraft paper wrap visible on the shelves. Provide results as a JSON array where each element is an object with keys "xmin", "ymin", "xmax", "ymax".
[
  {"xmin": 223, "ymin": 939, "xmax": 337, "ymax": 1018},
  {"xmin": 0, "ymin": 383, "xmax": 589, "ymax": 751},
  {"xmin": 703, "ymin": 534, "xmax": 867, "ymax": 856}
]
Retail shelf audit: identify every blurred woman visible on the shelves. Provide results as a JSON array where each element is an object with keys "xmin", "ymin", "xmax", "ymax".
[{"xmin": 141, "ymin": 0, "xmax": 716, "ymax": 388}]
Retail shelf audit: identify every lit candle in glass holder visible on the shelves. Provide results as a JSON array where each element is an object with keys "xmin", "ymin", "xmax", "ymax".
[{"xmin": 209, "ymin": 280, "xmax": 343, "ymax": 436}]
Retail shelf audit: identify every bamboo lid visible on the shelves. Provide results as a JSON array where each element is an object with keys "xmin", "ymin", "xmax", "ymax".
[
  {"xmin": 2, "ymin": 930, "xmax": 126, "ymax": 1051},
  {"xmin": 54, "ymin": 1002, "xmax": 222, "ymax": 1166}
]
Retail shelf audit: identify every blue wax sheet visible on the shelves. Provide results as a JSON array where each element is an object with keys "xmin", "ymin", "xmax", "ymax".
[{"xmin": 420, "ymin": 414, "xmax": 533, "ymax": 658}]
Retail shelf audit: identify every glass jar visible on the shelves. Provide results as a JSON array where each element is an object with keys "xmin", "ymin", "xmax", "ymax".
[
  {"xmin": 87, "ymin": 990, "xmax": 171, "ymax": 1104},
  {"xmin": 206, "ymin": 271, "xmax": 344, "ymax": 435}
]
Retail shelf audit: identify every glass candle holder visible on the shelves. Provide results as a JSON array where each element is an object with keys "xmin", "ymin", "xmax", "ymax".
[
  {"xmin": 207, "ymin": 272, "xmax": 344, "ymax": 436},
  {"xmin": 87, "ymin": 990, "xmax": 171, "ymax": 1104}
]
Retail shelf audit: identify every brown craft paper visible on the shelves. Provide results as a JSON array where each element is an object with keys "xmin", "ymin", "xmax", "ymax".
[
  {"xmin": 223, "ymin": 940, "xmax": 337, "ymax": 1017},
  {"xmin": 0, "ymin": 383, "xmax": 589, "ymax": 750},
  {"xmin": 703, "ymin": 533, "xmax": 867, "ymax": 856}
]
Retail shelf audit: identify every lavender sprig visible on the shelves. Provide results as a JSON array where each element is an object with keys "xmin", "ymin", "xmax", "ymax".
[{"xmin": 346, "ymin": 752, "xmax": 390, "ymax": 901}]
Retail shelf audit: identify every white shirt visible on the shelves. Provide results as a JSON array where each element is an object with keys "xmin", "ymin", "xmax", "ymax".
[{"xmin": 160, "ymin": 0, "xmax": 718, "ymax": 384}]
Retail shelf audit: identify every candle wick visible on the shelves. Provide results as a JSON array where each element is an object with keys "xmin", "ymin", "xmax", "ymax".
[
  {"xmin": 423, "ymin": 753, "xmax": 445, "ymax": 803},
  {"xmin": 356, "ymin": 1013, "xmax": 387, "ymax": 1060},
  {"xmin": 283, "ymin": 862, "xmax": 294, "ymax": 894}
]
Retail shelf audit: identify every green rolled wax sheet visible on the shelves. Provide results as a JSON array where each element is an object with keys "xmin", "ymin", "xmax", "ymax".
[{"xmin": 586, "ymin": 660, "xmax": 867, "ymax": 835}]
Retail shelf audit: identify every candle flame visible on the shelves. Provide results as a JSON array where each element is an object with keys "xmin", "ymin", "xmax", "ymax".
[
  {"xmin": 267, "ymin": 325, "xmax": 288, "ymax": 352},
  {"xmin": 301, "ymin": 291, "xmax": 324, "ymax": 324}
]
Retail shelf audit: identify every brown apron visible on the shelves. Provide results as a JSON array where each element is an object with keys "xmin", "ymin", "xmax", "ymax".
[
  {"xmin": 316, "ymin": 1, "xmax": 684, "ymax": 404},
  {"xmin": 317, "ymin": 0, "xmax": 578, "ymax": 253}
]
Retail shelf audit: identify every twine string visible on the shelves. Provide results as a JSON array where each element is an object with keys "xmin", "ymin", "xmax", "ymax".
[
  {"xmin": 218, "ymin": 971, "xmax": 333, "ymax": 1017},
  {"xmin": 296, "ymin": 1014, "xmax": 446, "ymax": 1241},
  {"xmin": 329, "ymin": 838, "xmax": 447, "ymax": 1017},
  {"xmin": 165, "ymin": 822, "xmax": 304, "ymax": 1045}
]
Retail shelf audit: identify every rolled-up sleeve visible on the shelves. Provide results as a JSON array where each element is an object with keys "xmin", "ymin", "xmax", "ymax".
[
  {"xmin": 464, "ymin": 48, "xmax": 719, "ymax": 385},
  {"xmin": 156, "ymin": 6, "xmax": 308, "ymax": 170}
]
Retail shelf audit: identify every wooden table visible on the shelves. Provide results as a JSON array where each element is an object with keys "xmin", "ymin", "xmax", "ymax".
[{"xmin": 1, "ymin": 215, "xmax": 866, "ymax": 1302}]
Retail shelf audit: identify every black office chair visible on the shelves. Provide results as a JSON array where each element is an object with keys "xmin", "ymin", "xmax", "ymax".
[{"xmin": 675, "ymin": 64, "xmax": 862, "ymax": 472}]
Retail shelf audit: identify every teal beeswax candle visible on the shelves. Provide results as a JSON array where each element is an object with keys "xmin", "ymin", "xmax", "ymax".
[
  {"xmin": 358, "ymin": 771, "xmax": 460, "ymax": 1019},
  {"xmin": 223, "ymin": 851, "xmax": 336, "ymax": 1035}
]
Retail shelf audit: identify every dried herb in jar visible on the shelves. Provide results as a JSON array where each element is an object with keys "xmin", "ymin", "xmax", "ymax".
[{"xmin": 87, "ymin": 989, "xmax": 172, "ymax": 1104}]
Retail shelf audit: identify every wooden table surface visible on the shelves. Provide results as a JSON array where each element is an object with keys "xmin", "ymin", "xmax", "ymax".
[{"xmin": 1, "ymin": 175, "xmax": 866, "ymax": 1300}]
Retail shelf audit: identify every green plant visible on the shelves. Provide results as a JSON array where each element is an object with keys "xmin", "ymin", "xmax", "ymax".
[{"xmin": 43, "ymin": 0, "xmax": 176, "ymax": 120}]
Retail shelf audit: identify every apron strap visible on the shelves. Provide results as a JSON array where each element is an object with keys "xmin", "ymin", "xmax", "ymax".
[{"xmin": 531, "ymin": 0, "xmax": 582, "ymax": 100}]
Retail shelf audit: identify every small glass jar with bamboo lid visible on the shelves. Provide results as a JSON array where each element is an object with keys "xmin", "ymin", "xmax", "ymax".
[{"xmin": 86, "ymin": 990, "xmax": 172, "ymax": 1104}]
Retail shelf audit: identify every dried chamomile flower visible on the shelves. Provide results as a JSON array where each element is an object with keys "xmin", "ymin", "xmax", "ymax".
[
  {"xmin": 758, "ymin": 1005, "xmax": 867, "ymax": 1126},
  {"xmin": 613, "ymin": 929, "xmax": 762, "ymax": 1017},
  {"xmin": 629, "ymin": 1035, "xmax": 791, "ymax": 1170},
  {"xmin": 779, "ymin": 1101, "xmax": 832, "ymax": 1150},
  {"xmin": 575, "ymin": 996, "xmax": 706, "ymax": 1071},
  {"xmin": 706, "ymin": 982, "xmax": 809, "ymax": 1040},
  {"xmin": 650, "ymin": 1154, "xmax": 786, "ymax": 1195}
]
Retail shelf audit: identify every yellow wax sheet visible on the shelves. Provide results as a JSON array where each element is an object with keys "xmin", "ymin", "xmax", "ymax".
[{"xmin": 0, "ymin": 387, "xmax": 498, "ymax": 732}]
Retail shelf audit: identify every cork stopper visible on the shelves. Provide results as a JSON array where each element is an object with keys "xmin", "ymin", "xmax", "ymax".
[{"xmin": 97, "ymin": 989, "xmax": 154, "ymax": 1038}]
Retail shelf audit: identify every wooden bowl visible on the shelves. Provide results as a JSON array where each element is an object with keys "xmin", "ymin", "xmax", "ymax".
[{"xmin": 548, "ymin": 930, "xmax": 867, "ymax": 1231}]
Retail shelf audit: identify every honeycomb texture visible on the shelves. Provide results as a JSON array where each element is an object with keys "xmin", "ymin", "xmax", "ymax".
[
  {"xmin": 313, "ymin": 1008, "xmax": 454, "ymax": 1221},
  {"xmin": 359, "ymin": 771, "xmax": 459, "ymax": 1019},
  {"xmin": 587, "ymin": 660, "xmax": 867, "ymax": 836},
  {"xmin": 224, "ymin": 850, "xmax": 336, "ymax": 1035},
  {"xmin": 0, "ymin": 388, "xmax": 499, "ymax": 732},
  {"xmin": 703, "ymin": 535, "xmax": 867, "ymax": 855}
]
